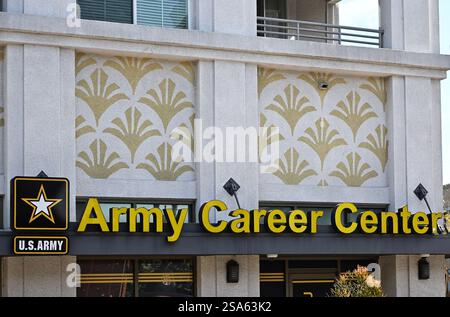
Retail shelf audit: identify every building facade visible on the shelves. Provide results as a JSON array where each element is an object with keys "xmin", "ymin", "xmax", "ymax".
[{"xmin": 0, "ymin": 0, "xmax": 450, "ymax": 297}]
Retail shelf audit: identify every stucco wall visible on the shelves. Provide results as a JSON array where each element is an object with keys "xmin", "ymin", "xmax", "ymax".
[
  {"xmin": 259, "ymin": 68, "xmax": 387, "ymax": 188},
  {"xmin": 75, "ymin": 54, "xmax": 196, "ymax": 182}
]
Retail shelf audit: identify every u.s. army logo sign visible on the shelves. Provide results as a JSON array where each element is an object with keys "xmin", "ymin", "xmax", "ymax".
[{"xmin": 12, "ymin": 177, "xmax": 69, "ymax": 231}]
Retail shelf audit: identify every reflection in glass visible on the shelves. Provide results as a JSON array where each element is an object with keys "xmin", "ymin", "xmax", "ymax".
[
  {"xmin": 77, "ymin": 259, "xmax": 134, "ymax": 297},
  {"xmin": 138, "ymin": 259, "xmax": 193, "ymax": 297}
]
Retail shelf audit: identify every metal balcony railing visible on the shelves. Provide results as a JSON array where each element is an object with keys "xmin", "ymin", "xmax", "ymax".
[{"xmin": 257, "ymin": 16, "xmax": 384, "ymax": 48}]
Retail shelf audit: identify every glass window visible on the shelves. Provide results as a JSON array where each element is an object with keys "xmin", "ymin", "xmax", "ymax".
[
  {"xmin": 77, "ymin": 0, "xmax": 188, "ymax": 29},
  {"xmin": 77, "ymin": 259, "xmax": 134, "ymax": 297},
  {"xmin": 260, "ymin": 260, "xmax": 286, "ymax": 297},
  {"xmin": 100, "ymin": 202, "xmax": 132, "ymax": 223},
  {"xmin": 138, "ymin": 259, "xmax": 194, "ymax": 297},
  {"xmin": 137, "ymin": 0, "xmax": 188, "ymax": 29},
  {"xmin": 78, "ymin": 0, "xmax": 133, "ymax": 24}
]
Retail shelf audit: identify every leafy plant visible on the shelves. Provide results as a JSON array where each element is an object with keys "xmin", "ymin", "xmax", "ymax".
[
  {"xmin": 77, "ymin": 139, "xmax": 129, "ymax": 178},
  {"xmin": 138, "ymin": 79, "xmax": 193, "ymax": 132},
  {"xmin": 329, "ymin": 152, "xmax": 378, "ymax": 187},
  {"xmin": 76, "ymin": 68, "xmax": 129, "ymax": 126},
  {"xmin": 266, "ymin": 84, "xmax": 316, "ymax": 134},
  {"xmin": 329, "ymin": 266, "xmax": 384, "ymax": 297},
  {"xmin": 104, "ymin": 56, "xmax": 162, "ymax": 93},
  {"xmin": 103, "ymin": 107, "xmax": 161, "ymax": 163},
  {"xmin": 330, "ymin": 92, "xmax": 378, "ymax": 142}
]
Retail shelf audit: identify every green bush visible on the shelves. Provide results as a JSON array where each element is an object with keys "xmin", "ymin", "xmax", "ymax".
[{"xmin": 329, "ymin": 266, "xmax": 384, "ymax": 297}]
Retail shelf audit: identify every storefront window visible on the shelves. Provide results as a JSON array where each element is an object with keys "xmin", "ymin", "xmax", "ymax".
[
  {"xmin": 77, "ymin": 258, "xmax": 194, "ymax": 297},
  {"xmin": 260, "ymin": 258, "xmax": 378, "ymax": 297},
  {"xmin": 138, "ymin": 259, "xmax": 194, "ymax": 297},
  {"xmin": 77, "ymin": 259, "xmax": 134, "ymax": 297}
]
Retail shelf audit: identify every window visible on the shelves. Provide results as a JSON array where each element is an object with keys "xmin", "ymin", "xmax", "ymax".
[
  {"xmin": 260, "ymin": 258, "xmax": 378, "ymax": 297},
  {"xmin": 137, "ymin": 0, "xmax": 188, "ymax": 29},
  {"xmin": 78, "ymin": 0, "xmax": 133, "ymax": 24},
  {"xmin": 77, "ymin": 0, "xmax": 188, "ymax": 29},
  {"xmin": 77, "ymin": 258, "xmax": 194, "ymax": 297}
]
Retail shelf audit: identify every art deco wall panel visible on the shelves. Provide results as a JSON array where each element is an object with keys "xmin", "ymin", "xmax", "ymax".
[
  {"xmin": 259, "ymin": 68, "xmax": 388, "ymax": 187},
  {"xmin": 76, "ymin": 53, "xmax": 196, "ymax": 181}
]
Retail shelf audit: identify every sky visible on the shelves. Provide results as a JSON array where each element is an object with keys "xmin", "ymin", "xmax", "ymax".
[{"xmin": 339, "ymin": 0, "xmax": 450, "ymax": 185}]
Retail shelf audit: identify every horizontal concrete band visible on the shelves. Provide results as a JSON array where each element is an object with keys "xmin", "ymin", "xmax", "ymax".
[
  {"xmin": 1, "ymin": 228, "xmax": 450, "ymax": 256},
  {"xmin": 0, "ymin": 13, "xmax": 449, "ymax": 79}
]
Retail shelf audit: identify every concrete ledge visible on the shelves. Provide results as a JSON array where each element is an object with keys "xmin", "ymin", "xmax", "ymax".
[{"xmin": 0, "ymin": 13, "xmax": 449, "ymax": 78}]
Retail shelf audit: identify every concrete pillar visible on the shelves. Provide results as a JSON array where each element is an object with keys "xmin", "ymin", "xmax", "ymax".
[
  {"xmin": 3, "ymin": 44, "xmax": 77, "ymax": 227},
  {"xmin": 385, "ymin": 76, "xmax": 407, "ymax": 210},
  {"xmin": 386, "ymin": 75, "xmax": 442, "ymax": 213},
  {"xmin": 380, "ymin": 0, "xmax": 440, "ymax": 53},
  {"xmin": 2, "ymin": 44, "xmax": 76, "ymax": 296},
  {"xmin": 197, "ymin": 255, "xmax": 260, "ymax": 297},
  {"xmin": 380, "ymin": 255, "xmax": 446, "ymax": 297},
  {"xmin": 213, "ymin": 61, "xmax": 259, "ymax": 221},
  {"xmin": 193, "ymin": 0, "xmax": 257, "ymax": 36},
  {"xmin": 2, "ymin": 256, "xmax": 77, "ymax": 297}
]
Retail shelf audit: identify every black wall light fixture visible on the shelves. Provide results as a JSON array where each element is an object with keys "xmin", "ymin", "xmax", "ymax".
[
  {"xmin": 223, "ymin": 178, "xmax": 241, "ymax": 209},
  {"xmin": 414, "ymin": 183, "xmax": 432, "ymax": 213},
  {"xmin": 414, "ymin": 183, "xmax": 447, "ymax": 234},
  {"xmin": 226, "ymin": 260, "xmax": 239, "ymax": 283},
  {"xmin": 418, "ymin": 256, "xmax": 430, "ymax": 280}
]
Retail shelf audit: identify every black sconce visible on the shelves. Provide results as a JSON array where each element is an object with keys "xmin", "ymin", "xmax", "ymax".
[
  {"xmin": 414, "ymin": 183, "xmax": 447, "ymax": 234},
  {"xmin": 414, "ymin": 183, "xmax": 432, "ymax": 213},
  {"xmin": 223, "ymin": 178, "xmax": 241, "ymax": 209},
  {"xmin": 226, "ymin": 260, "xmax": 239, "ymax": 283},
  {"xmin": 418, "ymin": 256, "xmax": 430, "ymax": 280}
]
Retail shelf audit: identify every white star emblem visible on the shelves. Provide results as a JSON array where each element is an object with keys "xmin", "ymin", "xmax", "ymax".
[{"xmin": 22, "ymin": 185, "xmax": 62, "ymax": 224}]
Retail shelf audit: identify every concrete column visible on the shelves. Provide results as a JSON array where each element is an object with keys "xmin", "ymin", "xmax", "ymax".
[
  {"xmin": 193, "ymin": 0, "xmax": 256, "ymax": 36},
  {"xmin": 2, "ymin": 44, "xmax": 76, "ymax": 296},
  {"xmin": 380, "ymin": 0, "xmax": 440, "ymax": 53},
  {"xmin": 380, "ymin": 255, "xmax": 446, "ymax": 297},
  {"xmin": 386, "ymin": 75, "xmax": 442, "ymax": 213},
  {"xmin": 213, "ymin": 61, "xmax": 259, "ymax": 221},
  {"xmin": 385, "ymin": 76, "xmax": 407, "ymax": 210},
  {"xmin": 2, "ymin": 256, "xmax": 77, "ymax": 296},
  {"xmin": 197, "ymin": 255, "xmax": 260, "ymax": 297},
  {"xmin": 195, "ymin": 61, "xmax": 215, "ymax": 221},
  {"xmin": 404, "ymin": 77, "xmax": 440, "ymax": 212}
]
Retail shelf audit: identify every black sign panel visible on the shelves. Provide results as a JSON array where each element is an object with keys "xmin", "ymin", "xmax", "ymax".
[
  {"xmin": 13, "ymin": 236, "xmax": 68, "ymax": 255},
  {"xmin": 12, "ymin": 177, "xmax": 69, "ymax": 231}
]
